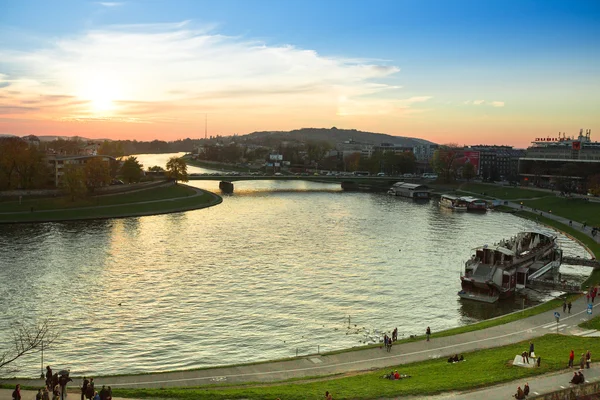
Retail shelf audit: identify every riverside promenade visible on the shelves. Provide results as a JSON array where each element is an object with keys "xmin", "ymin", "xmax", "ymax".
[{"xmin": 2, "ymin": 297, "xmax": 598, "ymax": 392}]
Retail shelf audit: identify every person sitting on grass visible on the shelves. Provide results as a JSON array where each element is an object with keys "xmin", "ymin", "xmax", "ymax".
[{"xmin": 394, "ymin": 370, "xmax": 400, "ymax": 380}]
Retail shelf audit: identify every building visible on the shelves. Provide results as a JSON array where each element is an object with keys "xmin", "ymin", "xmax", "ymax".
[
  {"xmin": 519, "ymin": 129, "xmax": 600, "ymax": 191},
  {"xmin": 413, "ymin": 144, "xmax": 439, "ymax": 161},
  {"xmin": 361, "ymin": 142, "xmax": 413, "ymax": 158},
  {"xmin": 46, "ymin": 154, "xmax": 116, "ymax": 187},
  {"xmin": 465, "ymin": 145, "xmax": 525, "ymax": 181}
]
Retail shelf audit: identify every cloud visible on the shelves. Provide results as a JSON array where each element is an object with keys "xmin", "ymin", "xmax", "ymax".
[
  {"xmin": 464, "ymin": 99, "xmax": 505, "ymax": 107},
  {"xmin": 0, "ymin": 22, "xmax": 426, "ymax": 122},
  {"xmin": 97, "ymin": 2, "xmax": 124, "ymax": 7},
  {"xmin": 0, "ymin": 82, "xmax": 11, "ymax": 89}
]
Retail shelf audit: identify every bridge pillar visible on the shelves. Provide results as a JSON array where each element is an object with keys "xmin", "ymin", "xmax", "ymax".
[
  {"xmin": 341, "ymin": 181, "xmax": 360, "ymax": 191},
  {"xmin": 219, "ymin": 181, "xmax": 234, "ymax": 194}
]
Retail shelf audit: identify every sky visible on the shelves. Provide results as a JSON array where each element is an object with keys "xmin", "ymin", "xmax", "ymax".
[{"xmin": 0, "ymin": 0, "xmax": 599, "ymax": 147}]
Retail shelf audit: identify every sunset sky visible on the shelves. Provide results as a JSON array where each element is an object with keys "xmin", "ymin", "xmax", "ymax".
[{"xmin": 1, "ymin": 0, "xmax": 599, "ymax": 147}]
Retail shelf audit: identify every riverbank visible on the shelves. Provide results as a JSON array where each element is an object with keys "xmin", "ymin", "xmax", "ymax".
[
  {"xmin": 0, "ymin": 183, "xmax": 222, "ymax": 224},
  {"xmin": 2, "ymin": 297, "xmax": 598, "ymax": 399}
]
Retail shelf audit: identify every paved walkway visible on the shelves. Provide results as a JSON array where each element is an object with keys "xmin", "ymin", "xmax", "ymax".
[{"xmin": 0, "ymin": 389, "xmax": 139, "ymax": 400}]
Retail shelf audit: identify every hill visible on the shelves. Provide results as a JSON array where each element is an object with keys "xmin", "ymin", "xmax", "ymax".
[{"xmin": 241, "ymin": 127, "xmax": 435, "ymax": 147}]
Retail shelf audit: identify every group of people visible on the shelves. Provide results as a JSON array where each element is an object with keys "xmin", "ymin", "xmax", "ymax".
[
  {"xmin": 586, "ymin": 286, "xmax": 598, "ymax": 303},
  {"xmin": 383, "ymin": 369, "xmax": 411, "ymax": 380},
  {"xmin": 562, "ymin": 300, "xmax": 573, "ymax": 314},
  {"xmin": 11, "ymin": 366, "xmax": 114, "ymax": 400},
  {"xmin": 514, "ymin": 382, "xmax": 530, "ymax": 399},
  {"xmin": 568, "ymin": 349, "xmax": 592, "ymax": 369},
  {"xmin": 39, "ymin": 366, "xmax": 73, "ymax": 400},
  {"xmin": 447, "ymin": 354, "xmax": 464, "ymax": 363},
  {"xmin": 570, "ymin": 371, "xmax": 586, "ymax": 385}
]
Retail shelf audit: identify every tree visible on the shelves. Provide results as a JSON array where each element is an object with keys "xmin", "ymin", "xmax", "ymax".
[
  {"xmin": 0, "ymin": 319, "xmax": 58, "ymax": 375},
  {"xmin": 147, "ymin": 165, "xmax": 165, "ymax": 173},
  {"xmin": 84, "ymin": 157, "xmax": 111, "ymax": 193},
  {"xmin": 432, "ymin": 144, "xmax": 461, "ymax": 182},
  {"xmin": 98, "ymin": 141, "xmax": 124, "ymax": 158},
  {"xmin": 344, "ymin": 153, "xmax": 361, "ymax": 172},
  {"xmin": 120, "ymin": 156, "xmax": 143, "ymax": 183},
  {"xmin": 166, "ymin": 157, "xmax": 188, "ymax": 183},
  {"xmin": 61, "ymin": 164, "xmax": 86, "ymax": 201},
  {"xmin": 462, "ymin": 162, "xmax": 476, "ymax": 181},
  {"xmin": 588, "ymin": 174, "xmax": 600, "ymax": 196}
]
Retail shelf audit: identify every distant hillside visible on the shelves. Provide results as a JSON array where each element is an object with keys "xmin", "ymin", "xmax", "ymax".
[{"xmin": 242, "ymin": 127, "xmax": 435, "ymax": 147}]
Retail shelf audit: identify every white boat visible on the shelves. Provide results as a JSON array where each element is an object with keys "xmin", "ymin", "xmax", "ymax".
[
  {"xmin": 458, "ymin": 231, "xmax": 562, "ymax": 303},
  {"xmin": 440, "ymin": 194, "xmax": 468, "ymax": 211},
  {"xmin": 388, "ymin": 182, "xmax": 430, "ymax": 199}
]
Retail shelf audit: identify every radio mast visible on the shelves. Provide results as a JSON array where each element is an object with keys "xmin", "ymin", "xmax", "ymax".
[{"xmin": 204, "ymin": 114, "xmax": 207, "ymax": 140}]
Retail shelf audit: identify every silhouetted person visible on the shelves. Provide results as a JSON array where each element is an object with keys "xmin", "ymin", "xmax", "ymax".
[
  {"xmin": 426, "ymin": 326, "xmax": 431, "ymax": 341},
  {"xmin": 59, "ymin": 373, "xmax": 72, "ymax": 400},
  {"xmin": 12, "ymin": 384, "xmax": 21, "ymax": 400},
  {"xmin": 46, "ymin": 366, "xmax": 53, "ymax": 389},
  {"xmin": 81, "ymin": 377, "xmax": 89, "ymax": 400},
  {"xmin": 524, "ymin": 383, "xmax": 530, "ymax": 396}
]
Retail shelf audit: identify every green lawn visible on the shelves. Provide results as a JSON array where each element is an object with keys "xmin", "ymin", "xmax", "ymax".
[
  {"xmin": 460, "ymin": 183, "xmax": 549, "ymax": 200},
  {"xmin": 0, "ymin": 184, "xmax": 195, "ymax": 212},
  {"xmin": 0, "ymin": 186, "xmax": 218, "ymax": 223},
  {"xmin": 109, "ymin": 335, "xmax": 599, "ymax": 400},
  {"xmin": 579, "ymin": 315, "xmax": 600, "ymax": 330},
  {"xmin": 522, "ymin": 197, "xmax": 600, "ymax": 227}
]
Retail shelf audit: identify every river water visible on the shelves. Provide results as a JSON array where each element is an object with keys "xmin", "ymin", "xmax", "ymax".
[{"xmin": 0, "ymin": 153, "xmax": 591, "ymax": 377}]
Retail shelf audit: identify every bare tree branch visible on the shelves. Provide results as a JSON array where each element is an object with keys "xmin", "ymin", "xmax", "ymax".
[{"xmin": 0, "ymin": 319, "xmax": 59, "ymax": 375}]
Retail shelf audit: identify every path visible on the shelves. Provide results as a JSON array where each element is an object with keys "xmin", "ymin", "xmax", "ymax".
[
  {"xmin": 505, "ymin": 201, "xmax": 600, "ymax": 245},
  {"xmin": 2, "ymin": 296, "xmax": 598, "ymax": 391},
  {"xmin": 0, "ymin": 389, "xmax": 140, "ymax": 400},
  {"xmin": 457, "ymin": 185, "xmax": 600, "ymax": 245}
]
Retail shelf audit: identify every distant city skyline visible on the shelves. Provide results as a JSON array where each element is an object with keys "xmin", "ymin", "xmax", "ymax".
[{"xmin": 1, "ymin": 0, "xmax": 599, "ymax": 147}]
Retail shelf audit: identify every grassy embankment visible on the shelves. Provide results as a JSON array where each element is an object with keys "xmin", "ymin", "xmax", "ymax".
[
  {"xmin": 104, "ymin": 335, "xmax": 598, "ymax": 400},
  {"xmin": 0, "ymin": 185, "xmax": 218, "ymax": 223},
  {"xmin": 458, "ymin": 182, "xmax": 549, "ymax": 200},
  {"xmin": 579, "ymin": 315, "xmax": 600, "ymax": 330}
]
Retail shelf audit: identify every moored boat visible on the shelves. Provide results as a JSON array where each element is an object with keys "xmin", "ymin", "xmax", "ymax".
[
  {"xmin": 440, "ymin": 194, "xmax": 468, "ymax": 211},
  {"xmin": 460, "ymin": 196, "xmax": 488, "ymax": 211},
  {"xmin": 458, "ymin": 231, "xmax": 562, "ymax": 303},
  {"xmin": 388, "ymin": 182, "xmax": 430, "ymax": 199}
]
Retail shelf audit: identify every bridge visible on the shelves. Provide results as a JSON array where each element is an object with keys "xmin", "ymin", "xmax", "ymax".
[
  {"xmin": 562, "ymin": 256, "xmax": 600, "ymax": 268},
  {"xmin": 187, "ymin": 174, "xmax": 412, "ymax": 193}
]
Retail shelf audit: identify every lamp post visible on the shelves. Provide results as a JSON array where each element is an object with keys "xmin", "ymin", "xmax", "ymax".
[{"xmin": 40, "ymin": 341, "xmax": 44, "ymax": 379}]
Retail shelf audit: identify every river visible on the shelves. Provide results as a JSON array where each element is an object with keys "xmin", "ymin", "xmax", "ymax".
[{"xmin": 0, "ymin": 153, "xmax": 591, "ymax": 377}]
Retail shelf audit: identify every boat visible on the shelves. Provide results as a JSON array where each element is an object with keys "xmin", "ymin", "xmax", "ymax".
[
  {"xmin": 439, "ymin": 194, "xmax": 468, "ymax": 211},
  {"xmin": 458, "ymin": 231, "xmax": 562, "ymax": 303},
  {"xmin": 387, "ymin": 182, "xmax": 430, "ymax": 199},
  {"xmin": 460, "ymin": 196, "xmax": 488, "ymax": 211}
]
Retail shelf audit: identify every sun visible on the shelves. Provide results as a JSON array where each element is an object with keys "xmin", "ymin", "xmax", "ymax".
[{"xmin": 80, "ymin": 79, "xmax": 119, "ymax": 114}]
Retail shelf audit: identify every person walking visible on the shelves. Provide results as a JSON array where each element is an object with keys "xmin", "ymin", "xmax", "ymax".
[
  {"xmin": 563, "ymin": 300, "xmax": 567, "ymax": 313},
  {"xmin": 81, "ymin": 377, "xmax": 89, "ymax": 400},
  {"xmin": 42, "ymin": 387, "xmax": 50, "ymax": 400},
  {"xmin": 45, "ymin": 366, "xmax": 53, "ymax": 390},
  {"xmin": 586, "ymin": 350, "xmax": 592, "ymax": 369},
  {"xmin": 568, "ymin": 301, "xmax": 572, "ymax": 313},
  {"xmin": 426, "ymin": 326, "xmax": 431, "ymax": 341},
  {"xmin": 12, "ymin": 384, "xmax": 21, "ymax": 400},
  {"xmin": 569, "ymin": 349, "xmax": 575, "ymax": 368},
  {"xmin": 580, "ymin": 353, "xmax": 586, "ymax": 370}
]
